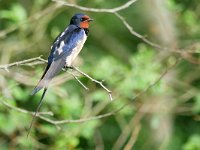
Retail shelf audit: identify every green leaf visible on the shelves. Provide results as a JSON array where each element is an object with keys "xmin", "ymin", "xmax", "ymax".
[
  {"xmin": 183, "ymin": 134, "xmax": 200, "ymax": 150},
  {"xmin": 0, "ymin": 4, "xmax": 27, "ymax": 22}
]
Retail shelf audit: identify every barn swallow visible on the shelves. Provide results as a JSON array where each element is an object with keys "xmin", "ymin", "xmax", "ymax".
[{"xmin": 28, "ymin": 13, "xmax": 93, "ymax": 136}]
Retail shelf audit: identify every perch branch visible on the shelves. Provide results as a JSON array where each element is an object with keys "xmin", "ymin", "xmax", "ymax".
[
  {"xmin": 72, "ymin": 66, "xmax": 113, "ymax": 101},
  {"xmin": 0, "ymin": 57, "xmax": 180, "ymax": 127},
  {"xmin": 0, "ymin": 56, "xmax": 47, "ymax": 71}
]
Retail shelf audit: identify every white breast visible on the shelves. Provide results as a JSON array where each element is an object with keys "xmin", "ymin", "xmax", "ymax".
[{"xmin": 65, "ymin": 31, "xmax": 87, "ymax": 66}]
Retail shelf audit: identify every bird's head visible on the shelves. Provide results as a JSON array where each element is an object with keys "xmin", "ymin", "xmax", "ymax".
[{"xmin": 70, "ymin": 13, "xmax": 93, "ymax": 29}]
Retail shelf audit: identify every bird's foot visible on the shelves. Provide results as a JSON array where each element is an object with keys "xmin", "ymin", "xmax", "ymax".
[{"xmin": 64, "ymin": 65, "xmax": 74, "ymax": 70}]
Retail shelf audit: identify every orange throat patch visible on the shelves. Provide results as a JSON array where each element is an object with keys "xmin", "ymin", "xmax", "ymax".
[{"xmin": 80, "ymin": 21, "xmax": 89, "ymax": 29}]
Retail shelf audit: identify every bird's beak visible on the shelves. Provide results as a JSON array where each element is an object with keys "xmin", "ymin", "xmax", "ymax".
[{"xmin": 88, "ymin": 18, "xmax": 94, "ymax": 22}]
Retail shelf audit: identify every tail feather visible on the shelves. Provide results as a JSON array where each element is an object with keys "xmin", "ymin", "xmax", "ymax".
[
  {"xmin": 28, "ymin": 59, "xmax": 66, "ymax": 137},
  {"xmin": 27, "ymin": 88, "xmax": 47, "ymax": 137},
  {"xmin": 31, "ymin": 77, "xmax": 51, "ymax": 95},
  {"xmin": 31, "ymin": 64, "xmax": 50, "ymax": 95},
  {"xmin": 31, "ymin": 86, "xmax": 43, "ymax": 95}
]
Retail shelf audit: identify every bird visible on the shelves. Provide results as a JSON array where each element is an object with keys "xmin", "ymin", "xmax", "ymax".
[{"xmin": 27, "ymin": 13, "xmax": 93, "ymax": 136}]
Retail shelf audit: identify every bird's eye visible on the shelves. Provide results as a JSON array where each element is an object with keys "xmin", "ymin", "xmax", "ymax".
[{"xmin": 81, "ymin": 18, "xmax": 87, "ymax": 22}]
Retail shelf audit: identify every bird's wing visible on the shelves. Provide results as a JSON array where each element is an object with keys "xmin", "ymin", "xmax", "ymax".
[
  {"xmin": 31, "ymin": 58, "xmax": 66, "ymax": 95},
  {"xmin": 31, "ymin": 25, "xmax": 85, "ymax": 95},
  {"xmin": 48, "ymin": 25, "xmax": 81, "ymax": 63}
]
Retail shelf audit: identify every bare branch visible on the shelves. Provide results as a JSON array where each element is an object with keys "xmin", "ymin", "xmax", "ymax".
[
  {"xmin": 114, "ymin": 12, "xmax": 165, "ymax": 50},
  {"xmin": 0, "ymin": 56, "xmax": 47, "ymax": 71},
  {"xmin": 0, "ymin": 57, "xmax": 179, "ymax": 128},
  {"xmin": 1, "ymin": 56, "xmax": 112, "ymax": 101},
  {"xmin": 51, "ymin": 1, "xmax": 199, "ymax": 55},
  {"xmin": 67, "ymin": 71, "xmax": 89, "ymax": 90},
  {"xmin": 114, "ymin": 12, "xmax": 200, "ymax": 54},
  {"xmin": 52, "ymin": 0, "xmax": 138, "ymax": 13},
  {"xmin": 124, "ymin": 124, "xmax": 141, "ymax": 149},
  {"xmin": 72, "ymin": 66, "xmax": 113, "ymax": 101},
  {"xmin": 0, "ymin": 98, "xmax": 53, "ymax": 116}
]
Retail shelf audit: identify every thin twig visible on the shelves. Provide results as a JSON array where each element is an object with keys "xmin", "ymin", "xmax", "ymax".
[
  {"xmin": 1, "ymin": 57, "xmax": 112, "ymax": 100},
  {"xmin": 72, "ymin": 66, "xmax": 113, "ymax": 101},
  {"xmin": 0, "ymin": 56, "xmax": 47, "ymax": 71},
  {"xmin": 0, "ymin": 57, "xmax": 179, "ymax": 127},
  {"xmin": 114, "ymin": 12, "xmax": 200, "ymax": 54},
  {"xmin": 114, "ymin": 12, "xmax": 165, "ymax": 50},
  {"xmin": 51, "ymin": 1, "xmax": 199, "ymax": 54},
  {"xmin": 123, "ymin": 124, "xmax": 141, "ymax": 150},
  {"xmin": 0, "ymin": 98, "xmax": 53, "ymax": 116},
  {"xmin": 52, "ymin": 0, "xmax": 138, "ymax": 13},
  {"xmin": 68, "ymin": 71, "xmax": 89, "ymax": 90}
]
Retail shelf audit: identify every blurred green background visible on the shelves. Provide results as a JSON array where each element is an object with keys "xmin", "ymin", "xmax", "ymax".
[{"xmin": 0, "ymin": 0, "xmax": 200, "ymax": 149}]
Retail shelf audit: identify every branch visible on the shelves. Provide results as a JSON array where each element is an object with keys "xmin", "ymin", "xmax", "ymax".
[
  {"xmin": 52, "ymin": 1, "xmax": 199, "ymax": 55},
  {"xmin": 114, "ymin": 12, "xmax": 199, "ymax": 54},
  {"xmin": 67, "ymin": 71, "xmax": 89, "ymax": 90},
  {"xmin": 123, "ymin": 123, "xmax": 141, "ymax": 150},
  {"xmin": 0, "ymin": 98, "xmax": 53, "ymax": 116},
  {"xmin": 52, "ymin": 0, "xmax": 138, "ymax": 13},
  {"xmin": 114, "ymin": 12, "xmax": 165, "ymax": 50},
  {"xmin": 72, "ymin": 66, "xmax": 113, "ymax": 101},
  {"xmin": 0, "ymin": 57, "xmax": 180, "ymax": 127},
  {"xmin": 1, "ymin": 56, "xmax": 112, "ymax": 101},
  {"xmin": 0, "ymin": 56, "xmax": 47, "ymax": 71}
]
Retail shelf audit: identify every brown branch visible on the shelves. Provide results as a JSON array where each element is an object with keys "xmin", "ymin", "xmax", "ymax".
[
  {"xmin": 67, "ymin": 71, "xmax": 89, "ymax": 90},
  {"xmin": 114, "ymin": 12, "xmax": 199, "ymax": 54},
  {"xmin": 1, "ymin": 56, "xmax": 112, "ymax": 100},
  {"xmin": 52, "ymin": 0, "xmax": 138, "ymax": 13},
  {"xmin": 72, "ymin": 66, "xmax": 113, "ymax": 101},
  {"xmin": 51, "ymin": 1, "xmax": 199, "ymax": 55},
  {"xmin": 114, "ymin": 12, "xmax": 165, "ymax": 50},
  {"xmin": 0, "ymin": 56, "xmax": 47, "ymax": 71},
  {"xmin": 0, "ymin": 57, "xmax": 180, "ymax": 127},
  {"xmin": 0, "ymin": 56, "xmax": 113, "ymax": 122},
  {"xmin": 124, "ymin": 124, "xmax": 141, "ymax": 150},
  {"xmin": 0, "ymin": 98, "xmax": 53, "ymax": 116}
]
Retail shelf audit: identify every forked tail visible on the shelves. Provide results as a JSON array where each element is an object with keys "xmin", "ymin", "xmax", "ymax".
[{"xmin": 27, "ymin": 88, "xmax": 47, "ymax": 137}]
